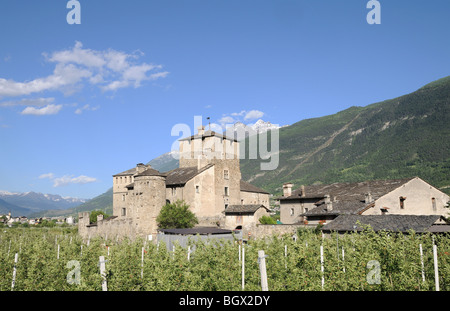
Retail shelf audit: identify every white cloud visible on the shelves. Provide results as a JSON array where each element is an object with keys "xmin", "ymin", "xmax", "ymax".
[
  {"xmin": 244, "ymin": 110, "xmax": 265, "ymax": 120},
  {"xmin": 218, "ymin": 109, "xmax": 266, "ymax": 126},
  {"xmin": 39, "ymin": 172, "xmax": 97, "ymax": 187},
  {"xmin": 218, "ymin": 116, "xmax": 236, "ymax": 125},
  {"xmin": 75, "ymin": 104, "xmax": 99, "ymax": 114},
  {"xmin": 0, "ymin": 41, "xmax": 168, "ymax": 97},
  {"xmin": 0, "ymin": 97, "xmax": 55, "ymax": 107},
  {"xmin": 21, "ymin": 104, "xmax": 63, "ymax": 116},
  {"xmin": 53, "ymin": 175, "xmax": 97, "ymax": 187},
  {"xmin": 39, "ymin": 173, "xmax": 55, "ymax": 180}
]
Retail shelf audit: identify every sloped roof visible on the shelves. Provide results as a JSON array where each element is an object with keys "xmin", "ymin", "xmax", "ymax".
[
  {"xmin": 135, "ymin": 167, "xmax": 167, "ymax": 177},
  {"xmin": 113, "ymin": 167, "xmax": 137, "ymax": 177},
  {"xmin": 179, "ymin": 130, "xmax": 238, "ymax": 142},
  {"xmin": 165, "ymin": 164, "xmax": 214, "ymax": 186},
  {"xmin": 303, "ymin": 200, "xmax": 369, "ymax": 217},
  {"xmin": 225, "ymin": 204, "xmax": 270, "ymax": 214},
  {"xmin": 240, "ymin": 180, "xmax": 269, "ymax": 194},
  {"xmin": 281, "ymin": 178, "xmax": 414, "ymax": 202},
  {"xmin": 322, "ymin": 214, "xmax": 442, "ymax": 233}
]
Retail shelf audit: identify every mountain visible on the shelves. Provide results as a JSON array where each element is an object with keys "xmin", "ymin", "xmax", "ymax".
[
  {"xmin": 239, "ymin": 76, "xmax": 450, "ymax": 196},
  {"xmin": 0, "ymin": 197, "xmax": 31, "ymax": 216},
  {"xmin": 0, "ymin": 191, "xmax": 87, "ymax": 217},
  {"xmin": 147, "ymin": 151, "xmax": 179, "ymax": 173},
  {"xmin": 52, "ymin": 75, "xmax": 450, "ymax": 215}
]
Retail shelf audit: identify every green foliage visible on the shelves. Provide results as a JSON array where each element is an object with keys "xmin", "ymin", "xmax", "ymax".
[
  {"xmin": 240, "ymin": 76, "xmax": 450, "ymax": 196},
  {"xmin": 259, "ymin": 215, "xmax": 277, "ymax": 224},
  {"xmin": 89, "ymin": 210, "xmax": 110, "ymax": 224},
  {"xmin": 156, "ymin": 200, "xmax": 198, "ymax": 229},
  {"xmin": 1, "ymin": 228, "xmax": 450, "ymax": 291}
]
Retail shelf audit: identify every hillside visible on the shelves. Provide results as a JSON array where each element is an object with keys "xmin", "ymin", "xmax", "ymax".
[
  {"xmin": 43, "ymin": 75, "xmax": 450, "ymax": 216},
  {"xmin": 240, "ymin": 76, "xmax": 450, "ymax": 196}
]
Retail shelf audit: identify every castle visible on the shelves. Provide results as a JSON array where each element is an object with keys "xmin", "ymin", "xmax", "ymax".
[{"xmin": 78, "ymin": 126, "xmax": 270, "ymax": 240}]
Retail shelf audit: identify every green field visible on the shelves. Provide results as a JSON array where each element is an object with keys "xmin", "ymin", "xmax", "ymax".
[{"xmin": 0, "ymin": 227, "xmax": 449, "ymax": 291}]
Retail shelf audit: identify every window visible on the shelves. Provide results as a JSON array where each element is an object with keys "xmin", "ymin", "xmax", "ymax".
[
  {"xmin": 290, "ymin": 208, "xmax": 294, "ymax": 216},
  {"xmin": 224, "ymin": 169, "xmax": 229, "ymax": 180},
  {"xmin": 122, "ymin": 194, "xmax": 125, "ymax": 201},
  {"xmin": 172, "ymin": 188, "xmax": 177, "ymax": 196},
  {"xmin": 196, "ymin": 185, "xmax": 200, "ymax": 193},
  {"xmin": 224, "ymin": 187, "xmax": 229, "ymax": 196},
  {"xmin": 399, "ymin": 196, "xmax": 406, "ymax": 209},
  {"xmin": 432, "ymin": 198, "xmax": 436, "ymax": 211},
  {"xmin": 225, "ymin": 204, "xmax": 229, "ymax": 209},
  {"xmin": 121, "ymin": 208, "xmax": 126, "ymax": 216}
]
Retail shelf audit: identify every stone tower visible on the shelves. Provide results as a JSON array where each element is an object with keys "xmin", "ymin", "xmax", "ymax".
[
  {"xmin": 178, "ymin": 126, "xmax": 242, "ymax": 214},
  {"xmin": 126, "ymin": 167, "xmax": 167, "ymax": 237}
]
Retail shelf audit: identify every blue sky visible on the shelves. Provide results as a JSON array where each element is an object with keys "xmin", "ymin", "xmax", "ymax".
[{"xmin": 0, "ymin": 0, "xmax": 449, "ymax": 199}]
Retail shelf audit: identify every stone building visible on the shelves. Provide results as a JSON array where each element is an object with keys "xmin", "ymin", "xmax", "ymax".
[
  {"xmin": 78, "ymin": 126, "xmax": 270, "ymax": 240},
  {"xmin": 279, "ymin": 177, "xmax": 450, "ymax": 226}
]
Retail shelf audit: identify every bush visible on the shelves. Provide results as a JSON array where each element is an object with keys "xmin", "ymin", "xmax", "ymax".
[
  {"xmin": 156, "ymin": 200, "xmax": 198, "ymax": 229},
  {"xmin": 259, "ymin": 215, "xmax": 277, "ymax": 224}
]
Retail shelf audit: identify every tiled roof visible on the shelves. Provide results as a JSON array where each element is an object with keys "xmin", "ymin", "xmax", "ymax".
[
  {"xmin": 135, "ymin": 167, "xmax": 167, "ymax": 177},
  {"xmin": 113, "ymin": 167, "xmax": 137, "ymax": 177},
  {"xmin": 240, "ymin": 180, "xmax": 269, "ymax": 194},
  {"xmin": 179, "ymin": 130, "xmax": 238, "ymax": 142},
  {"xmin": 225, "ymin": 204, "xmax": 270, "ymax": 214},
  {"xmin": 281, "ymin": 178, "xmax": 414, "ymax": 202},
  {"xmin": 165, "ymin": 164, "xmax": 214, "ymax": 186},
  {"xmin": 322, "ymin": 214, "xmax": 442, "ymax": 233},
  {"xmin": 283, "ymin": 178, "xmax": 416, "ymax": 217}
]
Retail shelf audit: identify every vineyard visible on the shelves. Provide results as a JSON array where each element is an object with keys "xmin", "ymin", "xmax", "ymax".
[{"xmin": 1, "ymin": 227, "xmax": 450, "ymax": 291}]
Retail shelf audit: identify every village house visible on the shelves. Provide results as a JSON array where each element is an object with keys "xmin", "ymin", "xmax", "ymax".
[
  {"xmin": 78, "ymin": 126, "xmax": 270, "ymax": 240},
  {"xmin": 279, "ymin": 177, "xmax": 450, "ymax": 230}
]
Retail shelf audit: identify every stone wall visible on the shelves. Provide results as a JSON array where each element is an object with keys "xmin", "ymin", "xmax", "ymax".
[{"xmin": 245, "ymin": 224, "xmax": 310, "ymax": 239}]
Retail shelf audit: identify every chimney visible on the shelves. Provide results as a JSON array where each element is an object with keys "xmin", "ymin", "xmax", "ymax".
[
  {"xmin": 136, "ymin": 163, "xmax": 149, "ymax": 174},
  {"xmin": 283, "ymin": 183, "xmax": 293, "ymax": 197},
  {"xmin": 198, "ymin": 125, "xmax": 205, "ymax": 136},
  {"xmin": 324, "ymin": 194, "xmax": 332, "ymax": 211},
  {"xmin": 300, "ymin": 185, "xmax": 306, "ymax": 197},
  {"xmin": 365, "ymin": 192, "xmax": 373, "ymax": 204}
]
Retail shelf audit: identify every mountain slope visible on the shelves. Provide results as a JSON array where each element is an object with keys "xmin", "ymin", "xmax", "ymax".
[
  {"xmin": 240, "ymin": 76, "xmax": 450, "ymax": 195},
  {"xmin": 0, "ymin": 197, "xmax": 31, "ymax": 216},
  {"xmin": 0, "ymin": 191, "xmax": 86, "ymax": 217},
  {"xmin": 58, "ymin": 75, "xmax": 450, "ymax": 215}
]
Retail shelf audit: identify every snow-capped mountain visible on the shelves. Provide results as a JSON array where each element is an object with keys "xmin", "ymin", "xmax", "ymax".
[
  {"xmin": 0, "ymin": 191, "xmax": 87, "ymax": 216},
  {"xmin": 225, "ymin": 119, "xmax": 288, "ymax": 140}
]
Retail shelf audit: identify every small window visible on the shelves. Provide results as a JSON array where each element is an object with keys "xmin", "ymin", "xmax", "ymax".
[
  {"xmin": 224, "ymin": 169, "xmax": 229, "ymax": 180},
  {"xmin": 290, "ymin": 208, "xmax": 294, "ymax": 216},
  {"xmin": 122, "ymin": 194, "xmax": 125, "ymax": 201},
  {"xmin": 399, "ymin": 196, "xmax": 406, "ymax": 209},
  {"xmin": 432, "ymin": 198, "xmax": 436, "ymax": 211},
  {"xmin": 196, "ymin": 185, "xmax": 200, "ymax": 193},
  {"xmin": 225, "ymin": 204, "xmax": 229, "ymax": 209},
  {"xmin": 172, "ymin": 188, "xmax": 177, "ymax": 196},
  {"xmin": 121, "ymin": 208, "xmax": 126, "ymax": 216},
  {"xmin": 224, "ymin": 187, "xmax": 229, "ymax": 196}
]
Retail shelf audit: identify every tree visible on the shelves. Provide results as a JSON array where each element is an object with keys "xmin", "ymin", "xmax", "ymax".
[
  {"xmin": 89, "ymin": 210, "xmax": 110, "ymax": 224},
  {"xmin": 259, "ymin": 215, "xmax": 277, "ymax": 224},
  {"xmin": 156, "ymin": 200, "xmax": 198, "ymax": 229}
]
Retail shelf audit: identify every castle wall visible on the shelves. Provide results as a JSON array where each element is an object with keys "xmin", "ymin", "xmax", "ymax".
[{"xmin": 240, "ymin": 191, "xmax": 270, "ymax": 206}]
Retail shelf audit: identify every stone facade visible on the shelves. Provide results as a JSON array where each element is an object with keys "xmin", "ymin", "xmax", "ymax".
[
  {"xmin": 78, "ymin": 126, "xmax": 270, "ymax": 240},
  {"xmin": 279, "ymin": 177, "xmax": 450, "ymax": 227}
]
